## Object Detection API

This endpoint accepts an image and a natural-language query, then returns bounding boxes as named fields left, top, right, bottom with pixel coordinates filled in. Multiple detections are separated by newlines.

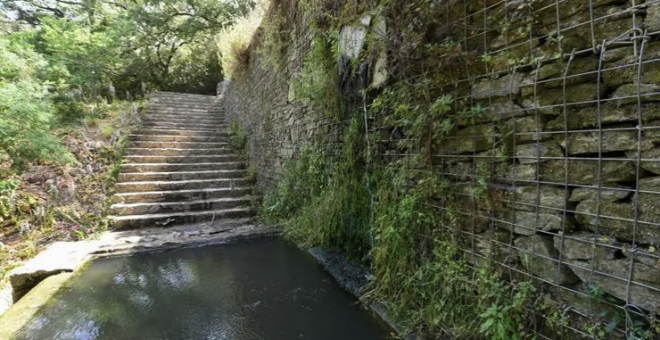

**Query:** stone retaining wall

left=223, top=0, right=660, bottom=336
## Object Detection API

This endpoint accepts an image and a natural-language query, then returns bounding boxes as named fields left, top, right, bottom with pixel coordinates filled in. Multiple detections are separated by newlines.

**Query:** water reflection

left=13, top=239, right=388, bottom=340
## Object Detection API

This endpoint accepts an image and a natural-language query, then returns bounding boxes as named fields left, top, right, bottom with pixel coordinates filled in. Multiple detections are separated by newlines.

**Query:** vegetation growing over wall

left=225, top=0, right=660, bottom=339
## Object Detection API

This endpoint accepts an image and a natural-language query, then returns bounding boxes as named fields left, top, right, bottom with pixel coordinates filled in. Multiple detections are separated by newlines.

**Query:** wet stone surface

left=9, top=238, right=389, bottom=340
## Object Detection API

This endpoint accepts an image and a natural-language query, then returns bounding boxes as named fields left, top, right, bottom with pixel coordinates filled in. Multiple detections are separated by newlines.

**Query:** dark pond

left=13, top=238, right=390, bottom=340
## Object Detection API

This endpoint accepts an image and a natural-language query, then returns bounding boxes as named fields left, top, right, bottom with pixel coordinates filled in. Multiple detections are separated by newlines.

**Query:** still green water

left=12, top=238, right=389, bottom=340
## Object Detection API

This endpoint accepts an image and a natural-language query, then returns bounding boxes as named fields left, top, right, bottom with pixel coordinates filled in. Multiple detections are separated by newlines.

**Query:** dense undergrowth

left=0, top=100, right=143, bottom=282
left=228, top=0, right=660, bottom=339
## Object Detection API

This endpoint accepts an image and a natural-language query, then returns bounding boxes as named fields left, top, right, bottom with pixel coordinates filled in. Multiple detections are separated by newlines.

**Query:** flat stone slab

left=9, top=241, right=100, bottom=302
left=0, top=273, right=72, bottom=340
left=2, top=220, right=282, bottom=320
left=94, top=220, right=282, bottom=256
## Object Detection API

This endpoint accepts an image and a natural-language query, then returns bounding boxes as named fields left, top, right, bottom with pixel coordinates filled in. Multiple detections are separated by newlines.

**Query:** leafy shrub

left=0, top=37, right=75, bottom=170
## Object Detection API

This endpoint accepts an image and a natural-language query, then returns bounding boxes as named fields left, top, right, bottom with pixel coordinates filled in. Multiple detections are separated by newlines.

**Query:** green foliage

left=0, top=36, right=75, bottom=170
left=263, top=117, right=372, bottom=256
left=228, top=120, right=248, bottom=152
left=477, top=275, right=537, bottom=340
left=294, top=34, right=341, bottom=119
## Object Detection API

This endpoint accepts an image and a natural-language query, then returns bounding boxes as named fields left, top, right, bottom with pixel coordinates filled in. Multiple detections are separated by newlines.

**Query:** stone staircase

left=109, top=92, right=254, bottom=230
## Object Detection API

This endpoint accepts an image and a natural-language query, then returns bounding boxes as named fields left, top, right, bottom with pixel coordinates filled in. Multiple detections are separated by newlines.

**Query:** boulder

left=514, top=234, right=580, bottom=285
left=515, top=141, right=563, bottom=164
left=553, top=232, right=618, bottom=260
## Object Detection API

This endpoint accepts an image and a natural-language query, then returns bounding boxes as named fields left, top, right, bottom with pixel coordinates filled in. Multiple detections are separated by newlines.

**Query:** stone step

left=123, top=155, right=238, bottom=164
left=143, top=122, right=228, bottom=130
left=140, top=125, right=227, bottom=134
left=151, top=91, right=216, bottom=99
left=125, top=148, right=233, bottom=156
left=147, top=108, right=219, bottom=115
left=121, top=162, right=243, bottom=173
left=116, top=187, right=252, bottom=203
left=139, top=128, right=227, bottom=137
left=127, top=141, right=229, bottom=149
left=115, top=177, right=252, bottom=192
left=150, top=97, right=217, bottom=104
left=129, top=134, right=228, bottom=143
left=119, top=169, right=247, bottom=182
left=150, top=95, right=216, bottom=101
left=111, top=196, right=253, bottom=215
left=148, top=105, right=218, bottom=111
left=143, top=115, right=225, bottom=124
left=110, top=207, right=254, bottom=230
left=144, top=115, right=225, bottom=124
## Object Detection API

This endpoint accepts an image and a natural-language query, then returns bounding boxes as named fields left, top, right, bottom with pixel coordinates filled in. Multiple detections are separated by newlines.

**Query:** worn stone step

left=127, top=141, right=229, bottom=149
left=143, top=121, right=228, bottom=130
left=140, top=125, right=227, bottom=134
left=116, top=187, right=252, bottom=203
left=151, top=91, right=216, bottom=99
left=147, top=108, right=218, bottom=115
left=144, top=114, right=225, bottom=123
left=129, top=134, right=228, bottom=143
left=110, top=207, right=254, bottom=230
left=139, top=128, right=227, bottom=137
left=126, top=148, right=232, bottom=156
left=115, top=177, right=251, bottom=192
left=148, top=105, right=218, bottom=111
left=119, top=169, right=247, bottom=182
left=150, top=97, right=216, bottom=104
left=124, top=155, right=238, bottom=164
left=121, top=162, right=243, bottom=173
left=144, top=115, right=225, bottom=124
left=140, top=127, right=226, bottom=135
left=151, top=95, right=216, bottom=102
left=111, top=196, right=253, bottom=215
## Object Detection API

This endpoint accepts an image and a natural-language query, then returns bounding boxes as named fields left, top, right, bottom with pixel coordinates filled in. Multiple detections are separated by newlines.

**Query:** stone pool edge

left=307, top=247, right=419, bottom=340
left=0, top=223, right=282, bottom=323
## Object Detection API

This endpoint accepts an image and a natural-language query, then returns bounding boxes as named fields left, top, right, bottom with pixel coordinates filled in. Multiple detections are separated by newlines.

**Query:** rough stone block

left=505, top=116, right=549, bottom=143
left=569, top=184, right=632, bottom=203
left=471, top=74, right=524, bottom=100
left=496, top=185, right=568, bottom=213
left=553, top=232, right=618, bottom=261
left=546, top=103, right=660, bottom=131
left=440, top=124, right=496, bottom=154
left=542, top=159, right=637, bottom=185
left=514, top=234, right=580, bottom=285
left=515, top=141, right=563, bottom=164
left=575, top=199, right=660, bottom=245
left=497, top=211, right=572, bottom=236
left=475, top=230, right=519, bottom=265
left=568, top=259, right=660, bottom=314
left=557, top=126, right=652, bottom=155
left=611, top=83, right=660, bottom=106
